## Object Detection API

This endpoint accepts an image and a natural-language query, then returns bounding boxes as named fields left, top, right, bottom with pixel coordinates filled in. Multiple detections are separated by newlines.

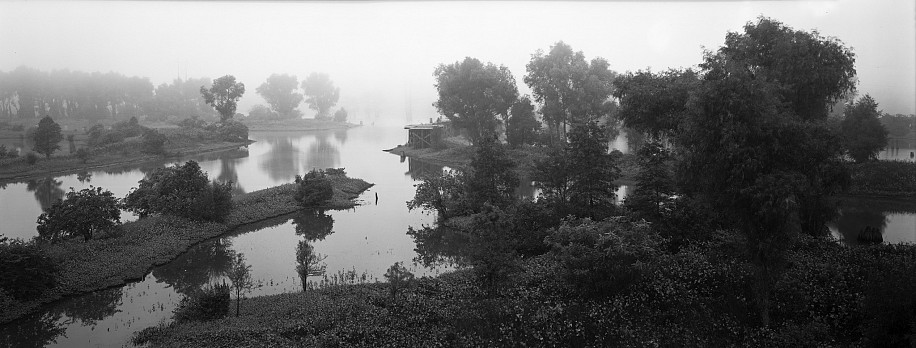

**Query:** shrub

left=206, top=119, right=249, bottom=142
left=0, top=144, right=18, bottom=159
left=384, top=262, right=415, bottom=299
left=0, top=238, right=59, bottom=300
left=140, top=128, right=167, bottom=155
left=294, top=170, right=334, bottom=207
left=177, top=117, right=207, bottom=129
left=75, top=147, right=91, bottom=163
left=173, top=282, right=231, bottom=323
left=37, top=186, right=122, bottom=242
left=333, top=108, right=348, bottom=123
left=123, top=161, right=233, bottom=222
left=25, top=152, right=38, bottom=165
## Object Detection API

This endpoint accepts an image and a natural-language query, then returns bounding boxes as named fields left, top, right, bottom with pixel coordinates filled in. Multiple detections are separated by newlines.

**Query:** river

left=0, top=126, right=914, bottom=347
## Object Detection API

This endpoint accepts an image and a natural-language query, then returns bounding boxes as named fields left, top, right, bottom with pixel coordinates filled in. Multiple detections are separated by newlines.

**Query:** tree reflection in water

left=333, top=128, right=348, bottom=145
left=0, top=312, right=66, bottom=347
left=76, top=171, right=92, bottom=184
left=152, top=238, right=235, bottom=295
left=292, top=209, right=335, bottom=241
left=305, top=133, right=339, bottom=171
left=26, top=177, right=65, bottom=211
left=407, top=225, right=470, bottom=268
left=215, top=148, right=248, bottom=195
left=260, top=137, right=301, bottom=182
left=406, top=157, right=444, bottom=181
left=55, top=287, right=123, bottom=326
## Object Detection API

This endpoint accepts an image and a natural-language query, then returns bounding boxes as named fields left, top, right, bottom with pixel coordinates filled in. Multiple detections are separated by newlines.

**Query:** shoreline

left=0, top=175, right=374, bottom=325
left=0, top=140, right=255, bottom=183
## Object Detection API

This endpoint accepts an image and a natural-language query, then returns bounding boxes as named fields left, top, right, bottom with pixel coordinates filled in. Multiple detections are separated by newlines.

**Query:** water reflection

left=26, top=177, right=65, bottom=211
left=829, top=198, right=916, bottom=245
left=306, top=133, right=340, bottom=171
left=292, top=209, right=335, bottom=241
left=333, top=128, right=348, bottom=145
left=408, top=225, right=468, bottom=268
left=260, top=137, right=301, bottom=182
left=215, top=148, right=249, bottom=195
left=406, top=157, right=443, bottom=180
left=152, top=239, right=235, bottom=295
left=0, top=312, right=66, bottom=347
left=75, top=172, right=91, bottom=184
left=56, top=287, right=123, bottom=326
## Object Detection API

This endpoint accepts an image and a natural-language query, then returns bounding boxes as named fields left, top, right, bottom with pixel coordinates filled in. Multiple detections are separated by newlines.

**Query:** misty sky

left=2, top=1, right=914, bottom=123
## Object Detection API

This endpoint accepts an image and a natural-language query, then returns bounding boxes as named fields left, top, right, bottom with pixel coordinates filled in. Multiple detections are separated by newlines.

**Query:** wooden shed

left=404, top=124, right=444, bottom=148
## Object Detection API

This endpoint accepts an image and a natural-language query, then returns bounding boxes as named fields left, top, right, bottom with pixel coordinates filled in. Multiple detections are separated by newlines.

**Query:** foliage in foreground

left=37, top=186, right=121, bottom=242
left=172, top=282, right=231, bottom=323
left=0, top=237, right=59, bottom=301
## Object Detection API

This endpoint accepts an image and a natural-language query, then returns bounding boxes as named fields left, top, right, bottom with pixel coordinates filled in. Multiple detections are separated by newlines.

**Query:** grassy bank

left=846, top=160, right=916, bottom=199
left=0, top=175, right=373, bottom=324
left=0, top=140, right=252, bottom=182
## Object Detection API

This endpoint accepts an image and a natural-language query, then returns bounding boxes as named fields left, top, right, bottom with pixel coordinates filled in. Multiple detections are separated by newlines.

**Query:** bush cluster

left=0, top=238, right=59, bottom=301
left=294, top=169, right=334, bottom=207
left=0, top=144, right=18, bottom=159
left=205, top=119, right=249, bottom=142
left=173, top=282, right=231, bottom=323
left=123, top=161, right=233, bottom=222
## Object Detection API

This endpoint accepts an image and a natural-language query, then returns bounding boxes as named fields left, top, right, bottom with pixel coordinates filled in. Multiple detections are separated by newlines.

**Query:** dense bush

left=206, top=119, right=249, bottom=142
left=140, top=128, right=167, bottom=155
left=0, top=144, right=18, bottom=159
left=173, top=282, right=231, bottom=323
left=294, top=169, right=334, bottom=207
left=0, top=238, right=59, bottom=301
left=25, top=152, right=38, bottom=165
left=37, top=186, right=122, bottom=242
left=75, top=147, right=91, bottom=163
left=177, top=117, right=207, bottom=129
left=123, top=161, right=233, bottom=222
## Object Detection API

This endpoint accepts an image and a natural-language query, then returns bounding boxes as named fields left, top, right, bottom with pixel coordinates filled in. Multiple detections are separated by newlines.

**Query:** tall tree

left=227, top=252, right=253, bottom=317
left=32, top=116, right=62, bottom=158
left=613, top=69, right=699, bottom=139
left=676, top=17, right=856, bottom=326
left=200, top=75, right=245, bottom=122
left=506, top=96, right=541, bottom=147
left=624, top=141, right=675, bottom=221
left=433, top=57, right=519, bottom=144
left=524, top=42, right=617, bottom=143
left=256, top=74, right=303, bottom=119
left=841, top=95, right=889, bottom=163
left=301, top=73, right=339, bottom=120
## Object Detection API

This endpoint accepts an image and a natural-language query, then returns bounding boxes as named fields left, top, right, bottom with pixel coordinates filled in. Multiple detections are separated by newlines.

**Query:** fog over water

left=1, top=0, right=914, bottom=121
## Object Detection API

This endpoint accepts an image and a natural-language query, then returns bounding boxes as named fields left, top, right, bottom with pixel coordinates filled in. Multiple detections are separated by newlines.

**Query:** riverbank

left=241, top=119, right=356, bottom=132
left=844, top=160, right=916, bottom=200
left=0, top=175, right=373, bottom=324
left=0, top=140, right=253, bottom=183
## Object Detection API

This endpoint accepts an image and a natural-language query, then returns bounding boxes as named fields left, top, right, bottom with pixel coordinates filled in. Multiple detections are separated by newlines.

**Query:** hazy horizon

left=2, top=1, right=914, bottom=123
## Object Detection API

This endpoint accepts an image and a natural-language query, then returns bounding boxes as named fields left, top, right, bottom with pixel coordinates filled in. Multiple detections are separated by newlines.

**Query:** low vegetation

left=846, top=160, right=916, bottom=198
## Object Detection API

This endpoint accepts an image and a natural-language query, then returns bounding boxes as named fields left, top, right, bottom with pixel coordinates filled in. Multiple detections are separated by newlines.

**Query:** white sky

left=1, top=0, right=914, bottom=120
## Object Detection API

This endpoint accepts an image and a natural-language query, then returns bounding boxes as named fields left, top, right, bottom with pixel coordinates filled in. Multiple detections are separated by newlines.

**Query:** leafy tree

left=301, top=73, right=339, bottom=120
left=464, top=137, right=519, bottom=210
left=36, top=186, right=121, bottom=242
left=383, top=262, right=415, bottom=299
left=172, top=283, right=230, bottom=322
left=227, top=252, right=253, bottom=317
left=841, top=95, right=889, bottom=163
left=676, top=17, right=856, bottom=326
left=534, top=122, right=620, bottom=219
left=506, top=96, right=541, bottom=147
left=200, top=75, right=246, bottom=122
left=32, top=116, right=62, bottom=158
left=524, top=42, right=617, bottom=143
left=614, top=69, right=700, bottom=139
left=625, top=141, right=675, bottom=221
left=294, top=170, right=334, bottom=207
left=407, top=170, right=466, bottom=218
left=332, top=108, right=348, bottom=123
left=433, top=57, right=519, bottom=144
left=247, top=104, right=277, bottom=120
left=123, top=161, right=233, bottom=222
left=75, top=148, right=90, bottom=163
left=140, top=128, right=167, bottom=155
left=295, top=240, right=326, bottom=291
left=256, top=74, right=303, bottom=119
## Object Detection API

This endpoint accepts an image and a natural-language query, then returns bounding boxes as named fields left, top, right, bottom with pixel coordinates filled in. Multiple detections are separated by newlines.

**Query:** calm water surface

left=0, top=126, right=914, bottom=347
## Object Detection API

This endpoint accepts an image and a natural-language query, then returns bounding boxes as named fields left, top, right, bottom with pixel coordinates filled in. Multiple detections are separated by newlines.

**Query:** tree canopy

left=524, top=42, right=617, bottom=142
left=256, top=74, right=303, bottom=119
left=301, top=73, right=339, bottom=120
left=37, top=186, right=121, bottom=242
left=507, top=96, right=541, bottom=147
left=200, top=75, right=246, bottom=122
left=841, top=95, right=889, bottom=163
left=32, top=116, right=62, bottom=158
left=433, top=57, right=518, bottom=144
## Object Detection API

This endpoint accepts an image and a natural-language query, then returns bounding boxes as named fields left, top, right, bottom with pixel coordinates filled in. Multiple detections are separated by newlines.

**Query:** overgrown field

left=847, top=160, right=916, bottom=198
